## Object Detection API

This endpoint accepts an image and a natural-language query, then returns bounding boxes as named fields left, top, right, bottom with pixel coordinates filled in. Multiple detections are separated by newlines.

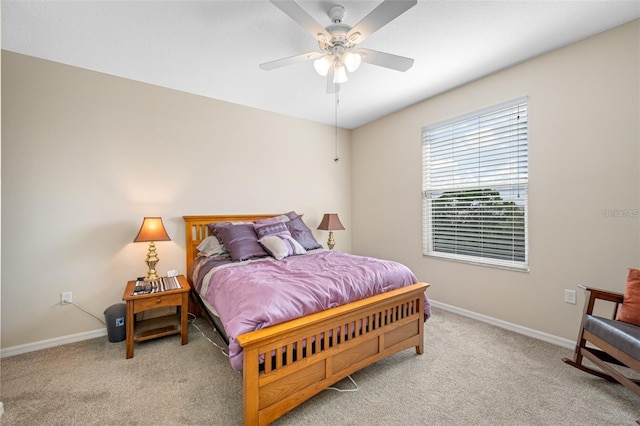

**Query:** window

left=422, top=97, right=528, bottom=271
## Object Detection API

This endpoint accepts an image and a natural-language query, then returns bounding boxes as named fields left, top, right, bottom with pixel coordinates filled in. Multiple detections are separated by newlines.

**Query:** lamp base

left=143, top=271, right=160, bottom=282
left=143, top=242, right=160, bottom=282
left=327, top=231, right=336, bottom=250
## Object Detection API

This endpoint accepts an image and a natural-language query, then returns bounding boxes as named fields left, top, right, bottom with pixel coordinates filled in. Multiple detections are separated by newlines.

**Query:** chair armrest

left=578, top=284, right=624, bottom=303
left=578, top=284, right=624, bottom=318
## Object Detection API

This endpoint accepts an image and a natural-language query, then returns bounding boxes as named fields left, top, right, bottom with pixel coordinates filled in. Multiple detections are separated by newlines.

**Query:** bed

left=184, top=214, right=430, bottom=425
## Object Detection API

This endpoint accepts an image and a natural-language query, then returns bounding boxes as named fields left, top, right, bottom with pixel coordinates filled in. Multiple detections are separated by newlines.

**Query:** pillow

left=210, top=222, right=269, bottom=262
left=196, top=236, right=228, bottom=257
left=253, top=217, right=291, bottom=239
left=282, top=211, right=298, bottom=221
left=273, top=213, right=292, bottom=222
left=286, top=215, right=322, bottom=250
left=208, top=222, right=226, bottom=242
left=258, top=235, right=307, bottom=260
left=207, top=221, right=251, bottom=242
left=617, top=268, right=640, bottom=326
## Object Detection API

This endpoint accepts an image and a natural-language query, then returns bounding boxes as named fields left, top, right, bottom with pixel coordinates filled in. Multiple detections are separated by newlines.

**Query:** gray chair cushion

left=584, top=315, right=640, bottom=361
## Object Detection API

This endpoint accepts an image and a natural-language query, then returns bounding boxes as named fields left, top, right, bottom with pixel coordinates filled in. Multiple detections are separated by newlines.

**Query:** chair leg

left=562, top=356, right=618, bottom=383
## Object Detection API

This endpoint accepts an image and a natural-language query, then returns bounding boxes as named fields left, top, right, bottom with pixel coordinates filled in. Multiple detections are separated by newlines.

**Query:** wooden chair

left=562, top=285, right=640, bottom=424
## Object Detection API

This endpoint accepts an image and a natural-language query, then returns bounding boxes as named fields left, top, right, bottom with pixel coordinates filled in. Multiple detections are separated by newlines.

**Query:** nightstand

left=122, top=275, right=190, bottom=359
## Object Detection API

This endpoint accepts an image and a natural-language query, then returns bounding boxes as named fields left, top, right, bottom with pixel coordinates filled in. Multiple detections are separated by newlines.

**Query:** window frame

left=421, top=97, right=529, bottom=272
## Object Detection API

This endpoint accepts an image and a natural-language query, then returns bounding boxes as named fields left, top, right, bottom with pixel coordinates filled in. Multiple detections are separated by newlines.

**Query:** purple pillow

left=286, top=215, right=322, bottom=250
left=283, top=211, right=298, bottom=220
left=207, top=222, right=229, bottom=242
left=253, top=217, right=291, bottom=239
left=210, top=223, right=268, bottom=262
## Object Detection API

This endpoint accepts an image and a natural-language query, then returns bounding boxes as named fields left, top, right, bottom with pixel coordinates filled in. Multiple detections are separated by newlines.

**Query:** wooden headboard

left=183, top=214, right=279, bottom=276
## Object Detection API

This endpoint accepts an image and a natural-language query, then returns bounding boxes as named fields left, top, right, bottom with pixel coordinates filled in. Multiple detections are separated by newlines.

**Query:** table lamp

left=133, top=217, right=171, bottom=281
left=317, top=213, right=345, bottom=250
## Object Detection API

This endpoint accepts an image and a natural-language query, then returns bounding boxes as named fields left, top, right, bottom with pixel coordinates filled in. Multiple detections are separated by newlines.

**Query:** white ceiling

left=3, top=1, right=639, bottom=129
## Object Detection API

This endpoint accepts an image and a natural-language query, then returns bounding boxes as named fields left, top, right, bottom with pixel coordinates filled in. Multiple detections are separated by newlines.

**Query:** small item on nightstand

left=133, top=282, right=152, bottom=295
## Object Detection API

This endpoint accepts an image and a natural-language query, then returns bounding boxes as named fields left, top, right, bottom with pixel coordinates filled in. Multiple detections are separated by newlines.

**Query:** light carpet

left=1, top=307, right=638, bottom=425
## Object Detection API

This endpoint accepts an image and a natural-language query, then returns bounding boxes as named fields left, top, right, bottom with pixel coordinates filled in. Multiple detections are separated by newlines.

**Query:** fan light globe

left=333, top=65, right=348, bottom=84
left=343, top=52, right=362, bottom=72
left=314, top=56, right=331, bottom=76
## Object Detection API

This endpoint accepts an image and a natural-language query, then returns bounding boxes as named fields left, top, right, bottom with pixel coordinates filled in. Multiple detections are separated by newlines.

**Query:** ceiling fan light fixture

left=343, top=52, right=362, bottom=73
left=314, top=55, right=332, bottom=76
left=333, top=65, right=348, bottom=84
left=261, top=0, right=417, bottom=93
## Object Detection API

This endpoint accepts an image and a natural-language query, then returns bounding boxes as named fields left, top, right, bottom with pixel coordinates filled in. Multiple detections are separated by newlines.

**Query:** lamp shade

left=314, top=55, right=332, bottom=76
left=317, top=214, right=345, bottom=231
left=333, top=65, right=348, bottom=84
left=343, top=52, right=361, bottom=72
left=133, top=217, right=171, bottom=242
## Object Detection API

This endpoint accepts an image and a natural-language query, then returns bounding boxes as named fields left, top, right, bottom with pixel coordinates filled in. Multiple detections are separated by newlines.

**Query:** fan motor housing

left=328, top=5, right=345, bottom=24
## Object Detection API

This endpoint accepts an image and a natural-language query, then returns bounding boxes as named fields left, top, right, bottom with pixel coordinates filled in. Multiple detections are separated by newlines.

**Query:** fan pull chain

left=334, top=89, right=340, bottom=162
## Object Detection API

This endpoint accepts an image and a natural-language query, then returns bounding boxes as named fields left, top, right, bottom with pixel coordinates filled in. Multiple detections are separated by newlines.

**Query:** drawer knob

left=156, top=298, right=162, bottom=304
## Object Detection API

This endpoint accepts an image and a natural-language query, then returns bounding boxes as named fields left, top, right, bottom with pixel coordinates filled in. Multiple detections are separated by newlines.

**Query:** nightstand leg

left=181, top=292, right=188, bottom=345
left=126, top=301, right=134, bottom=358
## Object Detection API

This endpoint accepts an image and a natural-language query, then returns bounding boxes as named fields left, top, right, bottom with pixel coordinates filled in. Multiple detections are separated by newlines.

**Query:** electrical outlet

left=61, top=292, right=72, bottom=305
left=564, top=289, right=576, bottom=305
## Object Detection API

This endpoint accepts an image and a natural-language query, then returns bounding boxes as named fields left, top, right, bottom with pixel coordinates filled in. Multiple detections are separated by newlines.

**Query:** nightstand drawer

left=133, top=293, right=183, bottom=313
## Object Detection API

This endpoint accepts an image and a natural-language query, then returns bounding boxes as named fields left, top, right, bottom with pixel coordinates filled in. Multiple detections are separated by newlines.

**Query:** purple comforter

left=201, top=250, right=431, bottom=371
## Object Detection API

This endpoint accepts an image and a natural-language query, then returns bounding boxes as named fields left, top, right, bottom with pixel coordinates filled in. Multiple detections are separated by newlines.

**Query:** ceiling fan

left=259, top=0, right=417, bottom=93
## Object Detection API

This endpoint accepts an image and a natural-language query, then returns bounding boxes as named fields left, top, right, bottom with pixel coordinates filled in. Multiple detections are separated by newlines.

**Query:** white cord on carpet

left=326, top=375, right=359, bottom=392
left=188, top=313, right=229, bottom=358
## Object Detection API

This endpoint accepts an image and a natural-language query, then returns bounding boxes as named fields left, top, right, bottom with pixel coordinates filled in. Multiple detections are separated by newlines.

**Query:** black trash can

left=104, top=303, right=126, bottom=343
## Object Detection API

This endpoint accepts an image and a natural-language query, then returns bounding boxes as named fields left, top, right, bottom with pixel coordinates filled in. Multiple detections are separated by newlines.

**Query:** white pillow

left=258, top=235, right=306, bottom=260
left=196, top=236, right=227, bottom=257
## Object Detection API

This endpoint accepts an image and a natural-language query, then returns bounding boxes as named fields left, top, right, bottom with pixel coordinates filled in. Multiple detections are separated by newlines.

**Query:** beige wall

left=2, top=19, right=639, bottom=353
left=1, top=51, right=351, bottom=349
left=352, top=20, right=640, bottom=342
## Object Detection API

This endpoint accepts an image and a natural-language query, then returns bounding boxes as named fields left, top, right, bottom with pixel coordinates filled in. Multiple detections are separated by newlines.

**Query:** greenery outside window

left=422, top=97, right=529, bottom=271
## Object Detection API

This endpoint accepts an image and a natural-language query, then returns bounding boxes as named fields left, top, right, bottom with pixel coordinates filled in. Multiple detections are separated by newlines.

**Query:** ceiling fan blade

left=270, top=0, right=330, bottom=41
left=347, top=0, right=417, bottom=44
left=357, top=48, right=414, bottom=72
left=259, top=51, right=321, bottom=71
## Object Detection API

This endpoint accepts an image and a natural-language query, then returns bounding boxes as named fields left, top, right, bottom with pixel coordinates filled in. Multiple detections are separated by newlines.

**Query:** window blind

left=422, top=97, right=529, bottom=271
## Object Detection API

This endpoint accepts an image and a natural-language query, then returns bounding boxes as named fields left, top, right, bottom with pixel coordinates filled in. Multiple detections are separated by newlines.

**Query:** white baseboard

left=1, top=328, right=107, bottom=358
left=1, top=302, right=575, bottom=358
left=430, top=300, right=575, bottom=350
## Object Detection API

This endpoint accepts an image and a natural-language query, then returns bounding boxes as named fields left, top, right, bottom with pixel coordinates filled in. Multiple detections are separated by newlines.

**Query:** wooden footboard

left=183, top=215, right=429, bottom=425
left=237, top=281, right=428, bottom=425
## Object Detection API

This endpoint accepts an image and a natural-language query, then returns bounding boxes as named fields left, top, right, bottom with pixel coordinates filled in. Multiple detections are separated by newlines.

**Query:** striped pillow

left=253, top=217, right=290, bottom=239
left=258, top=235, right=307, bottom=260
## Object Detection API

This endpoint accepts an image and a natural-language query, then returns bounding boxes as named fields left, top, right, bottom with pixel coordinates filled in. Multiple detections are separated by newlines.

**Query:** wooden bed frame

left=184, top=215, right=430, bottom=426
